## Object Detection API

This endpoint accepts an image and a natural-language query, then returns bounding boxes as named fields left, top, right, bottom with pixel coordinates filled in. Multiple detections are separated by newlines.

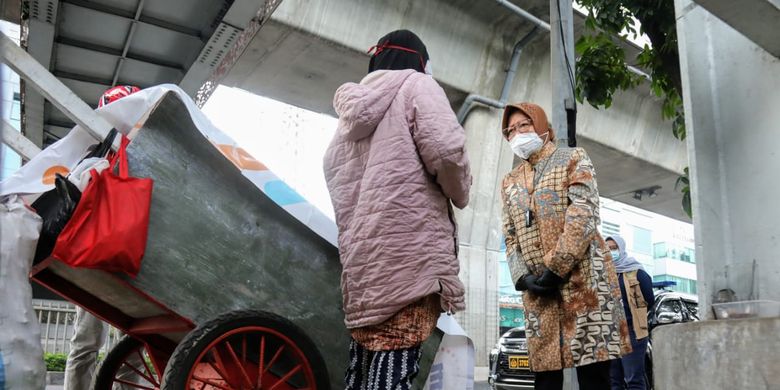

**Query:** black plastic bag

left=32, top=174, right=82, bottom=263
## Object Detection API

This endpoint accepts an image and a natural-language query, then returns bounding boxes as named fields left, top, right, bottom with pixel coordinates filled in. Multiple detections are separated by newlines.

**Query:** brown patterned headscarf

left=501, top=102, right=555, bottom=142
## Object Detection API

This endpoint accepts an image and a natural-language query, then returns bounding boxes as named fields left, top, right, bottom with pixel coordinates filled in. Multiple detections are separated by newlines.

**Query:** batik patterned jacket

left=500, top=142, right=631, bottom=372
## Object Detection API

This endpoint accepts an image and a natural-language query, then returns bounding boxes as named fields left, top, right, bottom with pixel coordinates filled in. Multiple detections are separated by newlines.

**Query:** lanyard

left=521, top=151, right=553, bottom=227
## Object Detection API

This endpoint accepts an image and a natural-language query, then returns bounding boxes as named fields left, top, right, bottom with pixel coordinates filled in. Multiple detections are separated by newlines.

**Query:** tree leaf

left=682, top=190, right=693, bottom=218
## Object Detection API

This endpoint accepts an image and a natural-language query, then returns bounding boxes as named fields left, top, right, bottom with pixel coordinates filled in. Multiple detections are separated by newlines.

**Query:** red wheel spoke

left=120, top=360, right=158, bottom=386
left=268, top=364, right=303, bottom=390
left=224, top=340, right=253, bottom=387
left=256, top=336, right=266, bottom=388
left=206, top=359, right=232, bottom=386
left=185, top=325, right=316, bottom=390
left=136, top=349, right=159, bottom=385
left=191, top=374, right=233, bottom=390
left=242, top=335, right=247, bottom=364
left=262, top=345, right=286, bottom=375
left=112, top=377, right=156, bottom=390
left=209, top=349, right=233, bottom=385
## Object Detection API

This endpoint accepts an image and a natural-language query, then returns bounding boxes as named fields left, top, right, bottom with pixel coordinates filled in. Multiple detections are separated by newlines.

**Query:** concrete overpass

left=219, top=0, right=689, bottom=364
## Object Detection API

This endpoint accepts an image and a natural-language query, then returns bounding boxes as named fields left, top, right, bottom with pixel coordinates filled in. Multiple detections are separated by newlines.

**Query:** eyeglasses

left=502, top=121, right=534, bottom=138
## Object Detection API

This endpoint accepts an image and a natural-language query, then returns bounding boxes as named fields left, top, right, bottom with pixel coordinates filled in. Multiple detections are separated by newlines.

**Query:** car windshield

left=502, top=329, right=525, bottom=339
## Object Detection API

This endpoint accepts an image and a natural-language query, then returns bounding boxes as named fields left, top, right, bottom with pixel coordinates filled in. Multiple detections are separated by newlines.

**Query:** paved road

left=475, top=380, right=492, bottom=390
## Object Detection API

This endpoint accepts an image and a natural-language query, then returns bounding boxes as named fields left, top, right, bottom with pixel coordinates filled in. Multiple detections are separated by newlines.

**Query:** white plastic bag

left=67, top=157, right=110, bottom=191
left=424, top=314, right=475, bottom=390
left=0, top=195, right=46, bottom=390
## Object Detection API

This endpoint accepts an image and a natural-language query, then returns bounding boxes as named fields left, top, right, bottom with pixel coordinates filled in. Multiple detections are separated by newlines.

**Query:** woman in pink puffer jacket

left=323, top=30, right=472, bottom=390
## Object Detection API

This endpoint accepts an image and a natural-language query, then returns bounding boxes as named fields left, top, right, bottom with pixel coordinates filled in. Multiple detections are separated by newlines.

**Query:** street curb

left=46, top=371, right=64, bottom=385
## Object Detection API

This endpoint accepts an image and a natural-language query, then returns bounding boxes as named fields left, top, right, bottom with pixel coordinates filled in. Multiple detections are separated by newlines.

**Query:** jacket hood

left=333, top=69, right=418, bottom=141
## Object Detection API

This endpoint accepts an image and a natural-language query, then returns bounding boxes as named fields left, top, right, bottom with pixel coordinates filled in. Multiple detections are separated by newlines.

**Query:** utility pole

left=550, top=0, right=577, bottom=147
left=551, top=5, right=579, bottom=388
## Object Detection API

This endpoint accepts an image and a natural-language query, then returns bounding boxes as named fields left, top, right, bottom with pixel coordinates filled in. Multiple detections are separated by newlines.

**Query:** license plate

left=508, top=355, right=529, bottom=369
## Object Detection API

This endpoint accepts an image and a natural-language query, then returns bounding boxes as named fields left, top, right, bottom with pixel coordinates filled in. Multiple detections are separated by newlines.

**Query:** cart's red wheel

left=93, top=336, right=162, bottom=389
left=186, top=326, right=316, bottom=389
left=162, top=311, right=328, bottom=390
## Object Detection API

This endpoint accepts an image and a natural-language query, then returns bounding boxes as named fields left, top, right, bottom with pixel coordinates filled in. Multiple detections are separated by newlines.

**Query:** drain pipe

left=458, top=1, right=652, bottom=125
left=456, top=27, right=540, bottom=124
left=494, top=0, right=551, bottom=30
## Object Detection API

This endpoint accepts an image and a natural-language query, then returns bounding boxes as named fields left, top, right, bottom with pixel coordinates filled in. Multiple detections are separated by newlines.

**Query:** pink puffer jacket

left=324, top=69, right=472, bottom=328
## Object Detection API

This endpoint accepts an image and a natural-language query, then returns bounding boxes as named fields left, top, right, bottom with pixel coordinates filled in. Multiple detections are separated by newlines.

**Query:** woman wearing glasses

left=499, top=102, right=630, bottom=390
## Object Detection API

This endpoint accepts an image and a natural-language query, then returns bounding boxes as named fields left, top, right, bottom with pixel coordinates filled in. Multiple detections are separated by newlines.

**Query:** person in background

left=323, top=29, right=471, bottom=390
left=64, top=85, right=140, bottom=390
left=499, top=102, right=630, bottom=390
left=606, top=235, right=655, bottom=390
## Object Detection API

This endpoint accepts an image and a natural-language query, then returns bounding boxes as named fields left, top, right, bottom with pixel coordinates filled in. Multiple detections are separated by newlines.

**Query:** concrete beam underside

left=693, top=0, right=780, bottom=58
left=224, top=15, right=689, bottom=219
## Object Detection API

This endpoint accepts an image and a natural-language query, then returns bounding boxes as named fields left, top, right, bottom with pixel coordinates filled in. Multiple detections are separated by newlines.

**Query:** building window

left=654, top=274, right=697, bottom=294
left=654, top=242, right=667, bottom=259
left=632, top=226, right=652, bottom=255
left=602, top=221, right=620, bottom=238
left=653, top=242, right=696, bottom=264
left=10, top=100, right=21, bottom=121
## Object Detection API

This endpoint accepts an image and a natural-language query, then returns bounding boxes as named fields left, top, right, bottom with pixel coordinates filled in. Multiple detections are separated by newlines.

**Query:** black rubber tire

left=92, top=335, right=159, bottom=390
left=161, top=310, right=329, bottom=390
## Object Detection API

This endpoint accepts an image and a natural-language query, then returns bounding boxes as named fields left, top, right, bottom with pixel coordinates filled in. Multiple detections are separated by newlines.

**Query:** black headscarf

left=368, top=29, right=430, bottom=74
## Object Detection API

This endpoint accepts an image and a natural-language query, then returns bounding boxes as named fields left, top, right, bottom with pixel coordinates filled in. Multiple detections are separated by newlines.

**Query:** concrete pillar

left=455, top=106, right=515, bottom=366
left=652, top=2, right=780, bottom=388
left=675, top=0, right=780, bottom=315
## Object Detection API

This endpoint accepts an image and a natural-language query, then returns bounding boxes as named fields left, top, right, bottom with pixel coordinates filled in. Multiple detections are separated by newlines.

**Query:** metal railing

left=33, top=299, right=120, bottom=355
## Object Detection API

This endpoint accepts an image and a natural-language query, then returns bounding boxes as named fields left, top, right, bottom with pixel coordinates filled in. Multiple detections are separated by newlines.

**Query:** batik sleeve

left=501, top=178, right=528, bottom=285
left=548, top=148, right=600, bottom=277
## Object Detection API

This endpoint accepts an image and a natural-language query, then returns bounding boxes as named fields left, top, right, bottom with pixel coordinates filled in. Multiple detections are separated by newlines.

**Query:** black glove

left=516, top=274, right=558, bottom=297
left=536, top=268, right=566, bottom=288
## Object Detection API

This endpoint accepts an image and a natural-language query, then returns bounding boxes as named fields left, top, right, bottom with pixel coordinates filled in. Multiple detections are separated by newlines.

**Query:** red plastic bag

left=52, top=136, right=153, bottom=277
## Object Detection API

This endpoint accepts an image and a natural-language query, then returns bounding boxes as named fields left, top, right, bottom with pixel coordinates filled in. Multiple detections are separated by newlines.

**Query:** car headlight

left=518, top=339, right=528, bottom=352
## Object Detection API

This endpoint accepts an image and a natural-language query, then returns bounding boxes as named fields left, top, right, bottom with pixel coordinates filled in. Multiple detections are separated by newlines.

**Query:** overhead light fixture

left=631, top=185, right=662, bottom=201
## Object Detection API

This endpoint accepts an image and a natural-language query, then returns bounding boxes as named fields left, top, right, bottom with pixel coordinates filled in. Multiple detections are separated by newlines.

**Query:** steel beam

left=62, top=0, right=203, bottom=39
left=2, top=119, right=42, bottom=160
left=56, top=36, right=184, bottom=71
left=1, top=32, right=112, bottom=141
left=22, top=18, right=56, bottom=148
left=112, top=0, right=146, bottom=86
left=180, top=0, right=284, bottom=103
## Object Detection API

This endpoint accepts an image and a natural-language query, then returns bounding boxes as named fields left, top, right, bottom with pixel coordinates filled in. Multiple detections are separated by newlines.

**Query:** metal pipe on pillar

left=456, top=27, right=540, bottom=124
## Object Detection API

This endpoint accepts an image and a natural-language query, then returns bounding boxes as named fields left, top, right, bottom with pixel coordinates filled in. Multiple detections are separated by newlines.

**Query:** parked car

left=488, top=327, right=533, bottom=390
left=645, top=284, right=699, bottom=389
left=488, top=284, right=698, bottom=390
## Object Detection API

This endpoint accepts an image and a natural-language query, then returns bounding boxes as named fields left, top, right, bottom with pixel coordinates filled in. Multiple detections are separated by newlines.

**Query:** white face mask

left=424, top=60, right=433, bottom=76
left=509, top=132, right=544, bottom=160
left=610, top=250, right=621, bottom=260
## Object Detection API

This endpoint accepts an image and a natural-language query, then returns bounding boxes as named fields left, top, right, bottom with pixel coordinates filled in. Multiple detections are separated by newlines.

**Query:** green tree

left=574, top=0, right=692, bottom=217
